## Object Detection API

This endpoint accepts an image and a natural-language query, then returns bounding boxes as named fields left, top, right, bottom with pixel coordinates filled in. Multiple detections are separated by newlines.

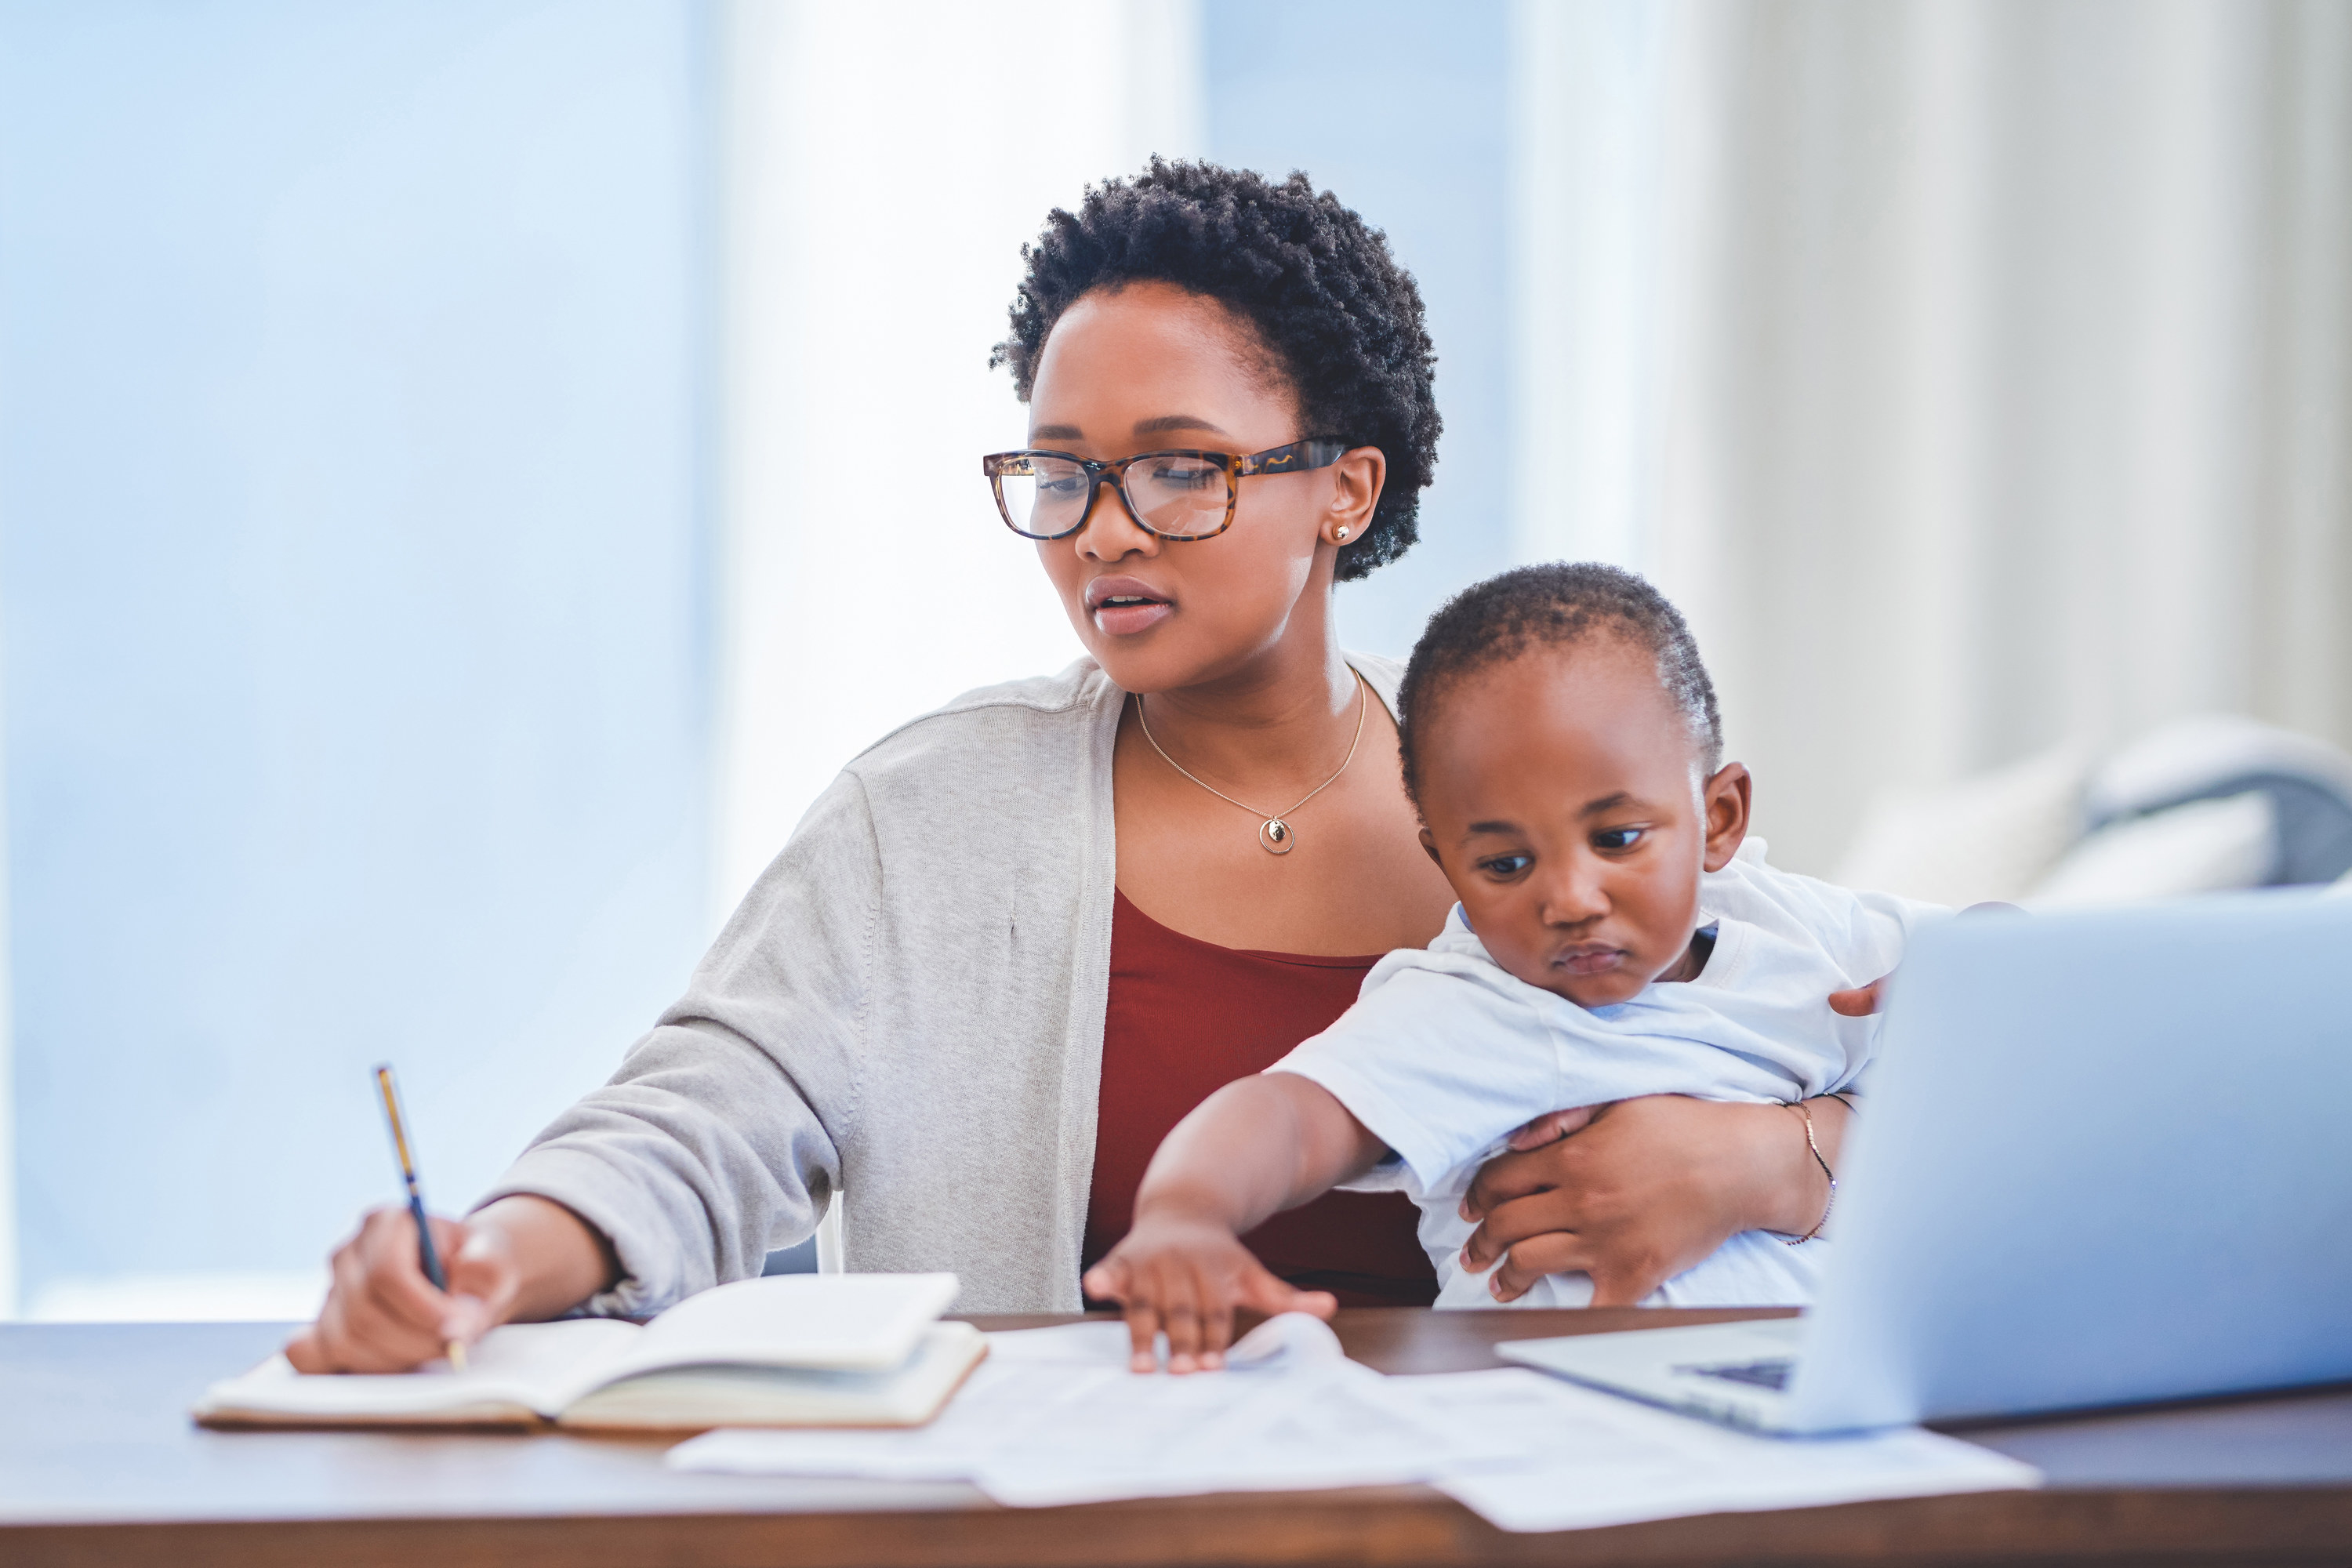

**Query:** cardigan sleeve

left=479, top=768, right=880, bottom=1319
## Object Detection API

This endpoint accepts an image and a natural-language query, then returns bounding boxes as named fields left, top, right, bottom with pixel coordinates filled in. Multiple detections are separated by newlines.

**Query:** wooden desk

left=5, top=1308, right=2351, bottom=1566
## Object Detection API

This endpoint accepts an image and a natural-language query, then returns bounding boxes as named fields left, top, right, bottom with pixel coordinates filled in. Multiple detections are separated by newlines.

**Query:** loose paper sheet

left=667, top=1315, right=2038, bottom=1530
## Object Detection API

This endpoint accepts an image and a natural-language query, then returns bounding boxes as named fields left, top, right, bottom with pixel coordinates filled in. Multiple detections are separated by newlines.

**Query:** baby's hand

left=1828, top=977, right=1888, bottom=1016
left=1829, top=902, right=2025, bottom=1016
left=1082, top=1214, right=1335, bottom=1374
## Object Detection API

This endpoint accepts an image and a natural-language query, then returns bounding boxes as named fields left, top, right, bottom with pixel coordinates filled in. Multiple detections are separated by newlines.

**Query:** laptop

left=1497, top=888, right=2352, bottom=1435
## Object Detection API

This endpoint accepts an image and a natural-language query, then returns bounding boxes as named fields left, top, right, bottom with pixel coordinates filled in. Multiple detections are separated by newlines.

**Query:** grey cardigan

left=486, top=652, right=1407, bottom=1316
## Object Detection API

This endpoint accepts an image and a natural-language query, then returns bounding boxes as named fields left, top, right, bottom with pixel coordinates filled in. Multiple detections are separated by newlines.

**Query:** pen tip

left=447, top=1340, right=468, bottom=1374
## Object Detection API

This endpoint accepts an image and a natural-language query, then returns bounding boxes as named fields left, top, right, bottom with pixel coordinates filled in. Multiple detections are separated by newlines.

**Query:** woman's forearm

left=1741, top=1095, right=1851, bottom=1236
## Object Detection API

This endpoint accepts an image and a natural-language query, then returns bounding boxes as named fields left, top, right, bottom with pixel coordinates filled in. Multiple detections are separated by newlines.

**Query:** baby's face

left=1414, top=638, right=1750, bottom=1009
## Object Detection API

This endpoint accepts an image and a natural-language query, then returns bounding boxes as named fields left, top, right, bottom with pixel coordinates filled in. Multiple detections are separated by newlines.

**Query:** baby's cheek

left=1482, top=931, right=1560, bottom=993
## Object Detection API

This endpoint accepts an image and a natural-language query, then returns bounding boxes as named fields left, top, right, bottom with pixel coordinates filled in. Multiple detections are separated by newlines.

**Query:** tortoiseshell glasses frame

left=980, top=437, right=1351, bottom=542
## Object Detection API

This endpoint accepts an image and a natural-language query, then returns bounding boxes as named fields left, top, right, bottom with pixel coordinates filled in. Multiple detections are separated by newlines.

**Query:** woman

left=291, top=162, right=1850, bottom=1372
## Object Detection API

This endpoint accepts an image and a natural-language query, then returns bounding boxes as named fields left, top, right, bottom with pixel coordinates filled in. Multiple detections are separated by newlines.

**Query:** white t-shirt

left=1269, top=840, right=1942, bottom=1308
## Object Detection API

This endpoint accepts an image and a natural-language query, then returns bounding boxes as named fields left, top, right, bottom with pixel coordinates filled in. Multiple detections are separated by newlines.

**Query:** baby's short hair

left=1397, top=561, right=1724, bottom=808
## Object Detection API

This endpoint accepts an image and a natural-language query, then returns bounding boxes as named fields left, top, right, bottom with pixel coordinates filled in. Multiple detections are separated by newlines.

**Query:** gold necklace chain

left=1135, top=670, right=1370, bottom=855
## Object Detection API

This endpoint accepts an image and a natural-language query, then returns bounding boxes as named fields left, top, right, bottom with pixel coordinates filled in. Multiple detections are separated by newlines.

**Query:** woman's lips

left=1552, top=945, right=1629, bottom=976
left=1087, top=583, right=1174, bottom=636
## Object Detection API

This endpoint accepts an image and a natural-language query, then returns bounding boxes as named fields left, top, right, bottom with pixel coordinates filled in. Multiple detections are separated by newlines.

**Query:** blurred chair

left=1835, top=715, right=2352, bottom=907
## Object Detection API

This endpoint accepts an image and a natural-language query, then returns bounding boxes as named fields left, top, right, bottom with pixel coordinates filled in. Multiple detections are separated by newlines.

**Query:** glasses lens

left=996, top=455, right=1090, bottom=537
left=1123, top=453, right=1232, bottom=539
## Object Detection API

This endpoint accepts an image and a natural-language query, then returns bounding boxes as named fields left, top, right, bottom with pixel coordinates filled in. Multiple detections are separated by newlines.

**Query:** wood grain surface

left=5, top=1308, right=2349, bottom=1568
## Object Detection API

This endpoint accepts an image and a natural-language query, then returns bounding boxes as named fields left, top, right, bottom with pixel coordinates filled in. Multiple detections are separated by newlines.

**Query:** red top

left=1082, top=889, right=1439, bottom=1308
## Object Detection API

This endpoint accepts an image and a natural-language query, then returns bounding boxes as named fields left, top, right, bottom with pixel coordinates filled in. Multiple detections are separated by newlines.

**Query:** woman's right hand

left=285, top=1193, right=617, bottom=1373
left=285, top=1205, right=520, bottom=1373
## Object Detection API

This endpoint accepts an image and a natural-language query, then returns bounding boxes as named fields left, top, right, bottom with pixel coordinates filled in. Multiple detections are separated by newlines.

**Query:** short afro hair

left=1397, top=562, right=1724, bottom=808
left=992, top=159, right=1439, bottom=582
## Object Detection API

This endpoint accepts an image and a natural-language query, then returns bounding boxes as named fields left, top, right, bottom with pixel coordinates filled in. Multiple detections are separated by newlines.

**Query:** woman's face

left=1023, top=281, right=1383, bottom=695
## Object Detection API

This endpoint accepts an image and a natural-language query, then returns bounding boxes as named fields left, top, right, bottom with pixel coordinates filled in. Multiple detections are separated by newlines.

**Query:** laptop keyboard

left=1676, top=1357, right=1795, bottom=1392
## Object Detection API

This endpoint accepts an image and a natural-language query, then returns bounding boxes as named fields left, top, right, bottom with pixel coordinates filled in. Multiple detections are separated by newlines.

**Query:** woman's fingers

left=1460, top=1124, right=1579, bottom=1222
left=1464, top=1097, right=1789, bottom=1305
left=1461, top=1180, right=1586, bottom=1272
left=1481, top=1230, right=1593, bottom=1302
left=1483, top=1230, right=1667, bottom=1305
left=287, top=1205, right=470, bottom=1373
left=1504, top=1105, right=1598, bottom=1152
left=441, top=1219, right=520, bottom=1345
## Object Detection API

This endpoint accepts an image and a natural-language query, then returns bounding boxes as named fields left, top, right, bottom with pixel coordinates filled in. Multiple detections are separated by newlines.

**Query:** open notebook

left=194, top=1272, right=984, bottom=1432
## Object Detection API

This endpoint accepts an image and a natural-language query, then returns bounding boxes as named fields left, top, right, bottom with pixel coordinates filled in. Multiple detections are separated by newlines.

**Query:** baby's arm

left=1081, top=1073, right=1388, bottom=1374
left=1828, top=900, right=2026, bottom=1016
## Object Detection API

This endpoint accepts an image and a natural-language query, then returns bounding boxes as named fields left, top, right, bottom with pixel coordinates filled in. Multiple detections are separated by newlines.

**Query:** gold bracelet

left=1782, top=1100, right=1836, bottom=1244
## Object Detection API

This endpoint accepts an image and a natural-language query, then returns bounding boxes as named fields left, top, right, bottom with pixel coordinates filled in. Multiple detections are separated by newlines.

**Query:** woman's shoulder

left=1347, top=649, right=1405, bottom=707
left=840, top=658, right=1122, bottom=793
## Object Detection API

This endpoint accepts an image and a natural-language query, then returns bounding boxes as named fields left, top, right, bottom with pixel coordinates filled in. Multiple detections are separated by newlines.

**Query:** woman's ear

left=1699, top=762, right=1751, bottom=873
left=1326, top=445, right=1386, bottom=547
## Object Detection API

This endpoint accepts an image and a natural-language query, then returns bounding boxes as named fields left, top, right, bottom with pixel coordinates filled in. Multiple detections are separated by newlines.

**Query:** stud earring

left=1334, top=526, right=1351, bottom=542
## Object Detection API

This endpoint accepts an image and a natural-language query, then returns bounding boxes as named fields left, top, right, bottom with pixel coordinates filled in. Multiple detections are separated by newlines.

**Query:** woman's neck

left=1133, top=632, right=1367, bottom=797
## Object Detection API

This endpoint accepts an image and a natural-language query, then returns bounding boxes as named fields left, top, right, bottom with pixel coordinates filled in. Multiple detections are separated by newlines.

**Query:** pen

left=373, top=1064, right=468, bottom=1374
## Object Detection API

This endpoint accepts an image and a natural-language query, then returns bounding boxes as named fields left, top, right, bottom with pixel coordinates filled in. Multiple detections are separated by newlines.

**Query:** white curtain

left=716, top=0, right=1204, bottom=916
left=1515, top=0, right=2352, bottom=874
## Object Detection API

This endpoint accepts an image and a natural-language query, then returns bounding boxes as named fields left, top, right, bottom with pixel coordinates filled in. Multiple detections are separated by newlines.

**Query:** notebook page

left=196, top=1317, right=643, bottom=1421
left=590, top=1273, right=959, bottom=1385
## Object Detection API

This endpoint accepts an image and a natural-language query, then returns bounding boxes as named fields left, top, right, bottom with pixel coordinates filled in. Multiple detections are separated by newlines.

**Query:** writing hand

left=1082, top=1214, right=1334, bottom=1375
left=286, top=1204, right=520, bottom=1374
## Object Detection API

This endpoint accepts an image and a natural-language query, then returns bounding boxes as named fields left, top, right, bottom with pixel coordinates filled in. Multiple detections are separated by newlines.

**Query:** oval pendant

left=1260, top=818, right=1295, bottom=855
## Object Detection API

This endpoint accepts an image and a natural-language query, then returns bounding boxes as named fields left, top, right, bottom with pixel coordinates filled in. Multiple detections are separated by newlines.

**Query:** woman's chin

left=1083, top=626, right=1208, bottom=694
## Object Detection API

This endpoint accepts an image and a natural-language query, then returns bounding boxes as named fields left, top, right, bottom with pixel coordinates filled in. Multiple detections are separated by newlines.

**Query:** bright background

left=1, top=0, right=2346, bottom=1318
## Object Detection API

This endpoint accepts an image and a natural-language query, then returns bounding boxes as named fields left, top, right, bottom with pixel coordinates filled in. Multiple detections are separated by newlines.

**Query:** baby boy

left=1083, top=562, right=1940, bottom=1370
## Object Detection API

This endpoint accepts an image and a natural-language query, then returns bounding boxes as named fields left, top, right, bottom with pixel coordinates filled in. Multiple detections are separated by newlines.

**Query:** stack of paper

left=670, top=1314, right=2038, bottom=1532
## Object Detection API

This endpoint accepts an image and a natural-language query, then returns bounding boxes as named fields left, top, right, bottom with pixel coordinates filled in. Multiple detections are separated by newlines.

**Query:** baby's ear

left=1418, top=826, right=1442, bottom=866
left=1700, top=762, right=1751, bottom=872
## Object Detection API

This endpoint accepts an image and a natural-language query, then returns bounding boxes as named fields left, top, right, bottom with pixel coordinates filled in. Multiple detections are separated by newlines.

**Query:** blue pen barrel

left=408, top=1185, right=448, bottom=1292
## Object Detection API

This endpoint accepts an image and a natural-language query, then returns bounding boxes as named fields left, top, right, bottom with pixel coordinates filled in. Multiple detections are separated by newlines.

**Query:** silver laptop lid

left=1789, top=889, right=2352, bottom=1432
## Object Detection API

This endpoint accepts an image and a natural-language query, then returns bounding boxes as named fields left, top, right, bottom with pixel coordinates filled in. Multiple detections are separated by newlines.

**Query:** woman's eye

left=1147, top=462, right=1219, bottom=491
left=1479, top=854, right=1533, bottom=877
left=1592, top=827, right=1645, bottom=852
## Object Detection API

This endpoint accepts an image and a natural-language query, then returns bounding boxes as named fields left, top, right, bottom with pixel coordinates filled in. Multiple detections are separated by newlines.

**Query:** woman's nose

left=1075, top=478, right=1160, bottom=563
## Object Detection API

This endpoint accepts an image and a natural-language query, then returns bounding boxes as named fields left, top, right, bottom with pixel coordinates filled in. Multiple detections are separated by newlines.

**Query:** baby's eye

left=1479, top=853, right=1534, bottom=878
left=1592, top=827, right=1646, bottom=852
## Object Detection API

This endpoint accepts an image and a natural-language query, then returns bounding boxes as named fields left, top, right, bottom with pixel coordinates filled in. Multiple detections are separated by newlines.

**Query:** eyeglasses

left=980, top=437, right=1348, bottom=542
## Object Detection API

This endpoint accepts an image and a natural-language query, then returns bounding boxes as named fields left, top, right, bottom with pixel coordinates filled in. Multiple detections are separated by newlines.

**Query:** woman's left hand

left=1461, top=1094, right=1845, bottom=1305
